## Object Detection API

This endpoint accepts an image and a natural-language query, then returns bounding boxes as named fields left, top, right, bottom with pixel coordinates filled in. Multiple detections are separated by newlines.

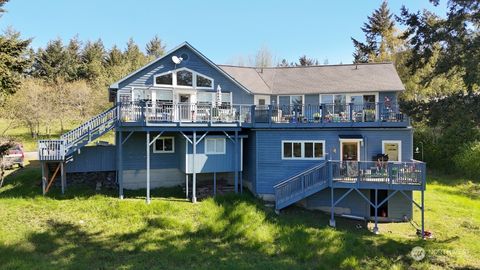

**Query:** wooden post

left=373, top=189, right=379, bottom=234
left=421, top=189, right=425, bottom=239
left=234, top=130, right=239, bottom=193
left=185, top=174, right=189, bottom=199
left=213, top=171, right=216, bottom=196
left=60, top=162, right=66, bottom=194
left=146, top=131, right=151, bottom=204
left=330, top=186, right=335, bottom=227
left=118, top=131, right=124, bottom=199
left=240, top=171, right=243, bottom=194
left=41, top=162, right=47, bottom=195
left=192, top=131, right=197, bottom=203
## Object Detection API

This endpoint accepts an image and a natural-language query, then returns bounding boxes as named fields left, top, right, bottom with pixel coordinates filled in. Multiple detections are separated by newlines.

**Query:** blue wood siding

left=185, top=136, right=244, bottom=173
left=253, top=128, right=413, bottom=195
left=120, top=131, right=185, bottom=189
left=243, top=131, right=257, bottom=194
left=118, top=45, right=253, bottom=104
left=66, top=146, right=116, bottom=173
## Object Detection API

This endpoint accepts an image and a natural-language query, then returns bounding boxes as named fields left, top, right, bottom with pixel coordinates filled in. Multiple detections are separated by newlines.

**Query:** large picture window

left=154, top=137, right=175, bottom=153
left=205, top=138, right=226, bottom=154
left=153, top=68, right=214, bottom=89
left=282, top=140, right=325, bottom=160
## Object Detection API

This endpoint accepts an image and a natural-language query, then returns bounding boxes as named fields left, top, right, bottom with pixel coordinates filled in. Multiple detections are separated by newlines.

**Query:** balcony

left=118, top=101, right=409, bottom=128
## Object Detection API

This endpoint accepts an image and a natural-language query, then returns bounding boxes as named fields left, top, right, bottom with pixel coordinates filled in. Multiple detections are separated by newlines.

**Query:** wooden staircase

left=37, top=106, right=117, bottom=194
left=38, top=106, right=117, bottom=161
left=274, top=162, right=330, bottom=211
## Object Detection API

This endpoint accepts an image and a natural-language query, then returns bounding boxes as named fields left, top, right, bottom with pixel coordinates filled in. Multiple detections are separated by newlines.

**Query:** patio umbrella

left=215, top=85, right=222, bottom=107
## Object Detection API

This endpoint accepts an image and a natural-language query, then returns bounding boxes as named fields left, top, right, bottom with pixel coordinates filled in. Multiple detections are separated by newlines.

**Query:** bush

left=453, top=141, right=480, bottom=180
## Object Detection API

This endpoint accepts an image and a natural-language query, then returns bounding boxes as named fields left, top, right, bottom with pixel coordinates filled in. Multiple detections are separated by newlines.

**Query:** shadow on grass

left=0, top=194, right=428, bottom=269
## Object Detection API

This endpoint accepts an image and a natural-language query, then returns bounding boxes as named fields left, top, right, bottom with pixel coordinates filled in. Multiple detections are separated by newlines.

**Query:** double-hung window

left=205, top=138, right=226, bottom=154
left=154, top=137, right=175, bottom=153
left=282, top=140, right=325, bottom=159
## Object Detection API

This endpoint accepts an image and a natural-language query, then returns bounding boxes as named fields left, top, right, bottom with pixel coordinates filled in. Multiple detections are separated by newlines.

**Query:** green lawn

left=0, top=161, right=479, bottom=269
left=0, top=119, right=115, bottom=151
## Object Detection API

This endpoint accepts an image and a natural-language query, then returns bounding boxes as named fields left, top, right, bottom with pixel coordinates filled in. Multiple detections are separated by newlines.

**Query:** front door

left=341, top=141, right=359, bottom=161
left=178, top=94, right=191, bottom=121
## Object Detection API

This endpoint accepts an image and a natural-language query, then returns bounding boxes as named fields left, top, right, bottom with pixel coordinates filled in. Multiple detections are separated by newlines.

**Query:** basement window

left=205, top=138, right=226, bottom=155
left=154, top=137, right=175, bottom=153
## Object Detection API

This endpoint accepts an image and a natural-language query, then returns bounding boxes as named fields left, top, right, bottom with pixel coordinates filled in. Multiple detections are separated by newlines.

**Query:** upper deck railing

left=118, top=101, right=409, bottom=127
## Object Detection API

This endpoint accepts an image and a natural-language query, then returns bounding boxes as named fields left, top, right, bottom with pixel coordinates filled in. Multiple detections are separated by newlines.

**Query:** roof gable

left=109, top=42, right=251, bottom=94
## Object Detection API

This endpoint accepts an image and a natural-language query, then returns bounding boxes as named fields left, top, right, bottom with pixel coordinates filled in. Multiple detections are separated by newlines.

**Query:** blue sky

left=1, top=0, right=446, bottom=65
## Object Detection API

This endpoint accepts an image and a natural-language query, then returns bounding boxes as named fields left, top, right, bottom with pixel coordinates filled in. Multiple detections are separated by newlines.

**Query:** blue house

left=38, top=42, right=426, bottom=235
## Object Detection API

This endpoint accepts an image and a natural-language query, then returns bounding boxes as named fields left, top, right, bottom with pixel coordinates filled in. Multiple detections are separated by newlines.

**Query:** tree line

left=0, top=0, right=166, bottom=137
left=351, top=0, right=479, bottom=176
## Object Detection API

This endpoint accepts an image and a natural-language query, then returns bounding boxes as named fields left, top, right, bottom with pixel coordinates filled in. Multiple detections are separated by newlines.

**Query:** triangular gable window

left=154, top=68, right=214, bottom=89
left=155, top=72, right=173, bottom=85
left=197, top=74, right=213, bottom=88
left=177, top=70, right=193, bottom=86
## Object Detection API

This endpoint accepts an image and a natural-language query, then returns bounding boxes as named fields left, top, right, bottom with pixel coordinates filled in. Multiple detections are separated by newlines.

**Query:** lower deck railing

left=274, top=160, right=426, bottom=210
left=330, top=160, right=426, bottom=187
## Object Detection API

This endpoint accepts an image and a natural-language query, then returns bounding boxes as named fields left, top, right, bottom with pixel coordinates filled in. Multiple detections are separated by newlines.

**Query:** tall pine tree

left=351, top=1, right=401, bottom=63
left=146, top=35, right=165, bottom=59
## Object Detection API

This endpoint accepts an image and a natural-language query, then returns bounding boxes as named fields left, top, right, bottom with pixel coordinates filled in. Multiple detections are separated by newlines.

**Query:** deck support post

left=373, top=189, right=379, bottom=234
left=421, top=189, right=425, bottom=239
left=146, top=131, right=151, bottom=204
left=192, top=131, right=197, bottom=203
left=185, top=174, right=189, bottom=199
left=329, top=187, right=335, bottom=227
left=60, top=162, right=66, bottom=194
left=213, top=171, right=216, bottom=196
left=118, top=131, right=124, bottom=199
left=240, top=171, right=243, bottom=194
left=41, top=162, right=47, bottom=195
left=234, top=130, right=239, bottom=194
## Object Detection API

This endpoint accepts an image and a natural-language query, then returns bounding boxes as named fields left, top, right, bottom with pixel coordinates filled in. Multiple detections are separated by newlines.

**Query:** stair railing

left=274, top=162, right=328, bottom=210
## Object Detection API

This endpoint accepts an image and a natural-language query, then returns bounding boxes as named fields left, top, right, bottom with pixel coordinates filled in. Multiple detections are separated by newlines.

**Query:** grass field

left=0, top=160, right=479, bottom=269
left=0, top=119, right=115, bottom=151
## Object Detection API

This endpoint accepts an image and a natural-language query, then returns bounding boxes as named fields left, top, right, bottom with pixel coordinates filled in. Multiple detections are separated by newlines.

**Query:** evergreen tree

left=0, top=0, right=8, bottom=15
left=64, top=36, right=82, bottom=81
left=297, top=55, right=319, bottom=66
left=32, top=38, right=69, bottom=82
left=79, top=39, right=106, bottom=82
left=146, top=35, right=165, bottom=59
left=399, top=0, right=480, bottom=92
left=124, top=38, right=147, bottom=72
left=351, top=0, right=401, bottom=63
left=0, top=28, right=32, bottom=99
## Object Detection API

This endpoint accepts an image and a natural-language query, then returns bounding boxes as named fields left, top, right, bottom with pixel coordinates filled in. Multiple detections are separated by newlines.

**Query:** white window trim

left=277, top=95, right=305, bottom=106
left=339, top=138, right=362, bottom=161
left=382, top=140, right=402, bottom=162
left=205, top=137, right=226, bottom=155
left=281, top=140, right=326, bottom=160
left=153, top=136, right=175, bottom=153
left=153, top=71, right=175, bottom=88
left=153, top=67, right=214, bottom=90
left=319, top=92, right=379, bottom=105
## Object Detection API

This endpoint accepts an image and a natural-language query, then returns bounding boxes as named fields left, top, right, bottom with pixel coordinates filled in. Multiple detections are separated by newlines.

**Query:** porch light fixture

left=415, top=142, right=424, bottom=161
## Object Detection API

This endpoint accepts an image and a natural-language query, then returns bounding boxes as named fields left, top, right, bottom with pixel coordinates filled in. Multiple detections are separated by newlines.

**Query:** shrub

left=453, top=141, right=480, bottom=180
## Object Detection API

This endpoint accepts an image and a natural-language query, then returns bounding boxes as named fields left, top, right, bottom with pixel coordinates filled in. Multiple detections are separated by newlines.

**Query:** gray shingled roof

left=219, top=63, right=405, bottom=95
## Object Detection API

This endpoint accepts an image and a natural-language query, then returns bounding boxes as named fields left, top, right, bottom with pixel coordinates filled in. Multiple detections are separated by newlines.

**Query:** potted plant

left=313, top=112, right=321, bottom=122
left=364, top=109, right=376, bottom=122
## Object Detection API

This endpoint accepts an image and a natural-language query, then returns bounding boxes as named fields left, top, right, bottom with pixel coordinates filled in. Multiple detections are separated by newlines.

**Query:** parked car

left=2, top=144, right=24, bottom=169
